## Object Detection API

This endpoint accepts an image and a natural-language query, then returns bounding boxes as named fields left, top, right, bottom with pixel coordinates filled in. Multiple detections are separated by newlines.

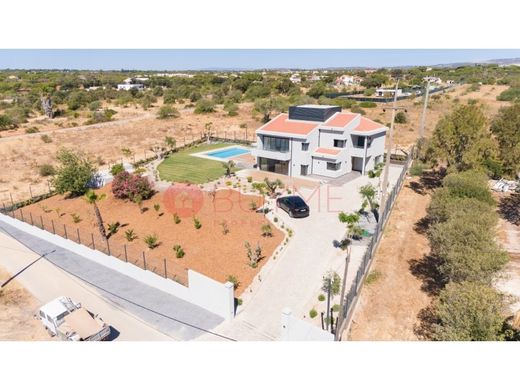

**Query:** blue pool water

left=206, top=147, right=250, bottom=159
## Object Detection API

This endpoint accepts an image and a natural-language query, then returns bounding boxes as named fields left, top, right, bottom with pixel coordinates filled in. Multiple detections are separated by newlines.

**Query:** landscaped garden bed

left=18, top=185, right=283, bottom=295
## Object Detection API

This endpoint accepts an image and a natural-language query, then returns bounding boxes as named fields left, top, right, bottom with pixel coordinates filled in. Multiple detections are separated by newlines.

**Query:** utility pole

left=419, top=79, right=431, bottom=141
left=335, top=248, right=351, bottom=341
left=380, top=79, right=400, bottom=213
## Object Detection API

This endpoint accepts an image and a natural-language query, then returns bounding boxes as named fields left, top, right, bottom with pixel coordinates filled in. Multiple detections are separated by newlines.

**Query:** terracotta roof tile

left=260, top=114, right=318, bottom=135
left=314, top=147, right=341, bottom=156
left=324, top=112, right=358, bottom=127
left=354, top=117, right=385, bottom=132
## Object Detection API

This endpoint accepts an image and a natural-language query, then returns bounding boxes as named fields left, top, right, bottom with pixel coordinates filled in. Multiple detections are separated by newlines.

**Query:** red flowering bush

left=111, top=171, right=154, bottom=201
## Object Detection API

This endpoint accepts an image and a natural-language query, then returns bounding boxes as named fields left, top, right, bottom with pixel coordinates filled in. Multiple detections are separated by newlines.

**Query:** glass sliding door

left=259, top=157, right=289, bottom=175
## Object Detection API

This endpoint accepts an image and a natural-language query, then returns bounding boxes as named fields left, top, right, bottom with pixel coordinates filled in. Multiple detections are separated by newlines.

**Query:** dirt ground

left=0, top=266, right=52, bottom=341
left=361, top=84, right=510, bottom=149
left=347, top=176, right=435, bottom=340
left=0, top=100, right=261, bottom=203
left=18, top=186, right=283, bottom=295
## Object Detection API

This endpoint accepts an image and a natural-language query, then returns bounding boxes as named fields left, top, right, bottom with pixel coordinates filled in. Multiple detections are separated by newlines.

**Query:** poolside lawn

left=158, top=143, right=239, bottom=184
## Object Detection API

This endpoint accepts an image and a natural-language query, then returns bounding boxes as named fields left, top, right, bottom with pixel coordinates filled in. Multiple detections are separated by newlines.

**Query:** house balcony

left=251, top=148, right=291, bottom=161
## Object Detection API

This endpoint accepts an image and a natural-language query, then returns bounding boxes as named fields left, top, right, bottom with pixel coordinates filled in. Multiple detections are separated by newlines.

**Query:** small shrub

left=394, top=111, right=407, bottom=124
left=39, top=164, right=56, bottom=177
left=40, top=134, right=52, bottom=143
left=227, top=275, right=240, bottom=290
left=332, top=304, right=340, bottom=312
left=25, top=127, right=39, bottom=134
left=245, top=241, right=263, bottom=268
left=112, top=171, right=153, bottom=201
left=71, top=213, right=81, bottom=223
left=249, top=201, right=257, bottom=210
left=225, top=181, right=232, bottom=186
left=287, top=228, right=293, bottom=238
left=309, top=308, right=318, bottom=319
left=318, top=294, right=325, bottom=302
left=273, top=217, right=278, bottom=223
left=173, top=213, right=181, bottom=224
left=247, top=176, right=253, bottom=183
left=110, top=163, right=124, bottom=176
left=124, top=229, right=137, bottom=242
left=193, top=217, right=202, bottom=229
left=410, top=161, right=425, bottom=177
left=261, top=223, right=273, bottom=237
left=236, top=298, right=243, bottom=306
left=143, top=233, right=159, bottom=249
left=173, top=244, right=185, bottom=258
left=360, top=101, right=377, bottom=108
left=107, top=222, right=120, bottom=236
left=365, top=270, right=382, bottom=285
left=220, top=221, right=229, bottom=235
left=153, top=203, right=161, bottom=213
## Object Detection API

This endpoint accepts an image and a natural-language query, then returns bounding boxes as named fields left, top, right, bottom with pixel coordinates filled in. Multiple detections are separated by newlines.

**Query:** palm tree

left=84, top=189, right=107, bottom=240
left=222, top=160, right=236, bottom=177
left=359, top=184, right=379, bottom=222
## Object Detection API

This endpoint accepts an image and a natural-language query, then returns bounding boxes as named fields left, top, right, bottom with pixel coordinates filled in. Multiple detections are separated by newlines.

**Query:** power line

left=0, top=225, right=237, bottom=342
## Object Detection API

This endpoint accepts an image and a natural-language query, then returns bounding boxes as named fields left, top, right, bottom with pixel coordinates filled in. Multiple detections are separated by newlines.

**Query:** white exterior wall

left=0, top=213, right=235, bottom=320
left=312, top=157, right=347, bottom=178
left=288, top=131, right=318, bottom=177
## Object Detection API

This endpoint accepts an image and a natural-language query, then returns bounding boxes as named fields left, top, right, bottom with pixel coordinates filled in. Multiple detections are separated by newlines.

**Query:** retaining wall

left=0, top=213, right=235, bottom=320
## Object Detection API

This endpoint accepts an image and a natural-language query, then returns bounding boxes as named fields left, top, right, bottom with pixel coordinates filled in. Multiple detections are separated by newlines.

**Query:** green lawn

left=157, top=143, right=237, bottom=184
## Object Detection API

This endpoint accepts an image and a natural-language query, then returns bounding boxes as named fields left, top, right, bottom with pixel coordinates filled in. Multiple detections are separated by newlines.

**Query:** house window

left=301, top=142, right=309, bottom=151
left=327, top=162, right=341, bottom=171
left=300, top=165, right=309, bottom=176
left=334, top=139, right=346, bottom=148
left=262, top=136, right=289, bottom=152
left=356, top=136, right=365, bottom=148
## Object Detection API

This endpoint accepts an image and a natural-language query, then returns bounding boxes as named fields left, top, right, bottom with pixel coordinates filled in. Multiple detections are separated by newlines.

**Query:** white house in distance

left=117, top=83, right=144, bottom=91
left=252, top=105, right=387, bottom=178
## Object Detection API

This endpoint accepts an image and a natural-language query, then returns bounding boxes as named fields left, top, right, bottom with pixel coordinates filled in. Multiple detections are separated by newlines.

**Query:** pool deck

left=191, top=144, right=252, bottom=162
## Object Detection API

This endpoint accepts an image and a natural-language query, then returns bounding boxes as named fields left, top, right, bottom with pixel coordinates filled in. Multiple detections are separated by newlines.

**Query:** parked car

left=38, top=296, right=111, bottom=341
left=276, top=196, right=309, bottom=218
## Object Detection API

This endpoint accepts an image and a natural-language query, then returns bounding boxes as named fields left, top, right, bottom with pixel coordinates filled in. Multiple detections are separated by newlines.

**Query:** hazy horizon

left=1, top=49, right=520, bottom=71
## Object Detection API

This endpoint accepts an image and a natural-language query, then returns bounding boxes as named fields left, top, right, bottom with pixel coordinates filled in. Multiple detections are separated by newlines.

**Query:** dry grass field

left=0, top=84, right=509, bottom=204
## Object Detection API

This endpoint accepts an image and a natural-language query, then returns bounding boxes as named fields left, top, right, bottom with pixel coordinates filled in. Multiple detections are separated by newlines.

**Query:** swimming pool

left=205, top=147, right=250, bottom=159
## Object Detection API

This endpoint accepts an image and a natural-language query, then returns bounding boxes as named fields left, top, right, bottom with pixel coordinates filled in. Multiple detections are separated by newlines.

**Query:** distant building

left=423, top=76, right=442, bottom=84
left=117, top=83, right=144, bottom=91
left=375, top=88, right=404, bottom=97
left=289, top=73, right=301, bottom=83
left=335, top=75, right=362, bottom=86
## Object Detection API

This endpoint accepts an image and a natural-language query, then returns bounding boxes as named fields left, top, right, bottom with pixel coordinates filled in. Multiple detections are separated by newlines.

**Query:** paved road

left=198, top=165, right=404, bottom=341
left=0, top=223, right=226, bottom=341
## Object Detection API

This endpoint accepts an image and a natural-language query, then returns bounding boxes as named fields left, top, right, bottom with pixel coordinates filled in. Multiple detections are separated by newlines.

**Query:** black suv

left=276, top=196, right=310, bottom=218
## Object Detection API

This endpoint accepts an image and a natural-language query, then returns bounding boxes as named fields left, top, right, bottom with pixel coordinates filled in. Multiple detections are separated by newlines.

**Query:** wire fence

left=1, top=205, right=191, bottom=286
left=336, top=146, right=415, bottom=338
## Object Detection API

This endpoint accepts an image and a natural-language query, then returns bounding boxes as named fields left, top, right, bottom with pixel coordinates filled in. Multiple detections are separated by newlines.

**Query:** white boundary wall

left=0, top=213, right=235, bottom=320
left=280, top=308, right=334, bottom=341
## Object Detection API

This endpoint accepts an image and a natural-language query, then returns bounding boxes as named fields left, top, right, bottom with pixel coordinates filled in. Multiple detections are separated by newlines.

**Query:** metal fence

left=1, top=205, right=190, bottom=286
left=336, top=146, right=415, bottom=339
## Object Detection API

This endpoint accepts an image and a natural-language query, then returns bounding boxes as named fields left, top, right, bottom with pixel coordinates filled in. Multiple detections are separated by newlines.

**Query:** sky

left=1, top=49, right=520, bottom=70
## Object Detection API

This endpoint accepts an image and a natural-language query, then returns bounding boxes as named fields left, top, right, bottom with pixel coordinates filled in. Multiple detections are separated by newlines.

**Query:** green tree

left=359, top=184, right=378, bottom=220
left=321, top=271, right=341, bottom=297
left=430, top=104, right=497, bottom=171
left=194, top=99, right=215, bottom=114
left=307, top=82, right=327, bottom=99
left=253, top=97, right=285, bottom=123
left=52, top=149, right=95, bottom=197
left=157, top=105, right=180, bottom=119
left=433, top=281, right=506, bottom=341
left=490, top=103, right=520, bottom=176
left=84, top=190, right=107, bottom=240
left=222, top=160, right=236, bottom=176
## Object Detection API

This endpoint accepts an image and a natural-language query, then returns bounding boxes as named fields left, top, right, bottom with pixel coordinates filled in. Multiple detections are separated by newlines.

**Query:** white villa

left=252, top=105, right=387, bottom=178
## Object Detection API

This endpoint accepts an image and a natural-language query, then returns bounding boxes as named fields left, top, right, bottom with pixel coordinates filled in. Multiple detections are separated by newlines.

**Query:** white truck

left=38, top=296, right=111, bottom=341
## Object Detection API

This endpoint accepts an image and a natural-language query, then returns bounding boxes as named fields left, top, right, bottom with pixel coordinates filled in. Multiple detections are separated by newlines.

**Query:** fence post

left=20, top=209, right=24, bottom=222
left=40, top=215, right=44, bottom=229
left=91, top=233, right=95, bottom=250
left=30, top=212, right=34, bottom=225
left=51, top=220, right=55, bottom=234
left=77, top=228, right=81, bottom=244
left=29, top=185, right=33, bottom=199
left=142, top=251, right=147, bottom=270
left=107, top=239, right=111, bottom=256
left=64, top=224, right=68, bottom=239
left=163, top=258, right=167, bottom=278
